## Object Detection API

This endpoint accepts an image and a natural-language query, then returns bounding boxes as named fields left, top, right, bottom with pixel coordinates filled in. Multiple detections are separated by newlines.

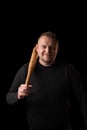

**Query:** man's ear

left=56, top=42, right=59, bottom=54
left=35, top=43, right=38, bottom=52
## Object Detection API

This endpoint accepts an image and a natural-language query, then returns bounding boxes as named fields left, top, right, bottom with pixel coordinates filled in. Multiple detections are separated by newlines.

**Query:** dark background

left=3, top=3, right=87, bottom=130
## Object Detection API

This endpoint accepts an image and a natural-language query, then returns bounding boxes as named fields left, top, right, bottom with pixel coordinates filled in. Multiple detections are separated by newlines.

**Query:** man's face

left=36, top=36, right=58, bottom=66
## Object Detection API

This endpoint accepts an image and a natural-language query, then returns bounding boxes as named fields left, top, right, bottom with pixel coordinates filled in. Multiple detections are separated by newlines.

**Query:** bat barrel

left=25, top=47, right=38, bottom=85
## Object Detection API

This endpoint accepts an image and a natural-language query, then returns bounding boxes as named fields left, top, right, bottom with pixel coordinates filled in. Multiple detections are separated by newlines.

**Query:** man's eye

left=51, top=47, right=56, bottom=50
left=41, top=46, right=46, bottom=48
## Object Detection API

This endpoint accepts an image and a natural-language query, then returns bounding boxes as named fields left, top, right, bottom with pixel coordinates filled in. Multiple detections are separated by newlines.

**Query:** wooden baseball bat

left=25, top=46, right=38, bottom=85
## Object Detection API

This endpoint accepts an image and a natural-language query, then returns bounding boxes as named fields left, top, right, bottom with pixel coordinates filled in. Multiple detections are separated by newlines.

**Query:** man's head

left=36, top=31, right=59, bottom=66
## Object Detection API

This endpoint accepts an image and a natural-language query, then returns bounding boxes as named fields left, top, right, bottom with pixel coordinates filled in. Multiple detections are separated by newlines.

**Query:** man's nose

left=46, top=47, right=50, bottom=53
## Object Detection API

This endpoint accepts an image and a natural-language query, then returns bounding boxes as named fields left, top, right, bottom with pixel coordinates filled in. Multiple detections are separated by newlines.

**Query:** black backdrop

left=3, top=4, right=87, bottom=130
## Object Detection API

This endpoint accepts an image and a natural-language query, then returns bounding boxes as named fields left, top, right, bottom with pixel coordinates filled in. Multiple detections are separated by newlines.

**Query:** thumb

left=28, top=84, right=32, bottom=88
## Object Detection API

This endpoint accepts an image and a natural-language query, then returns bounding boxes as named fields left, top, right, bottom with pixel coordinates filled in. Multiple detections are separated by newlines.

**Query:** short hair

left=38, top=31, right=58, bottom=44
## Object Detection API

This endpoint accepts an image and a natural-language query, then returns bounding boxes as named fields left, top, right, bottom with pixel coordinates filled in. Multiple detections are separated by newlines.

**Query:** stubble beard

left=40, top=56, right=54, bottom=66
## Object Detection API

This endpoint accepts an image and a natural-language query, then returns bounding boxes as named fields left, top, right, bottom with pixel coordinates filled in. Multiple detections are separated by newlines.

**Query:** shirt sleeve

left=6, top=64, right=27, bottom=105
left=68, top=64, right=87, bottom=129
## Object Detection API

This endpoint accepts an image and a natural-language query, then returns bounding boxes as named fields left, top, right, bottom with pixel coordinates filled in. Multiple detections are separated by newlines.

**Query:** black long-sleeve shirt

left=6, top=60, right=87, bottom=130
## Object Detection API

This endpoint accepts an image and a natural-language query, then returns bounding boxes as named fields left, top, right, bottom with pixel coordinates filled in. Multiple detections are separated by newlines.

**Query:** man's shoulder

left=55, top=59, right=74, bottom=70
left=55, top=59, right=69, bottom=66
left=19, top=62, right=29, bottom=73
left=23, top=62, right=29, bottom=68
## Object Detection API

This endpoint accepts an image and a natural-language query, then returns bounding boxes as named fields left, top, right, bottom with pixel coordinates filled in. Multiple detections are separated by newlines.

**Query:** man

left=6, top=31, right=87, bottom=130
